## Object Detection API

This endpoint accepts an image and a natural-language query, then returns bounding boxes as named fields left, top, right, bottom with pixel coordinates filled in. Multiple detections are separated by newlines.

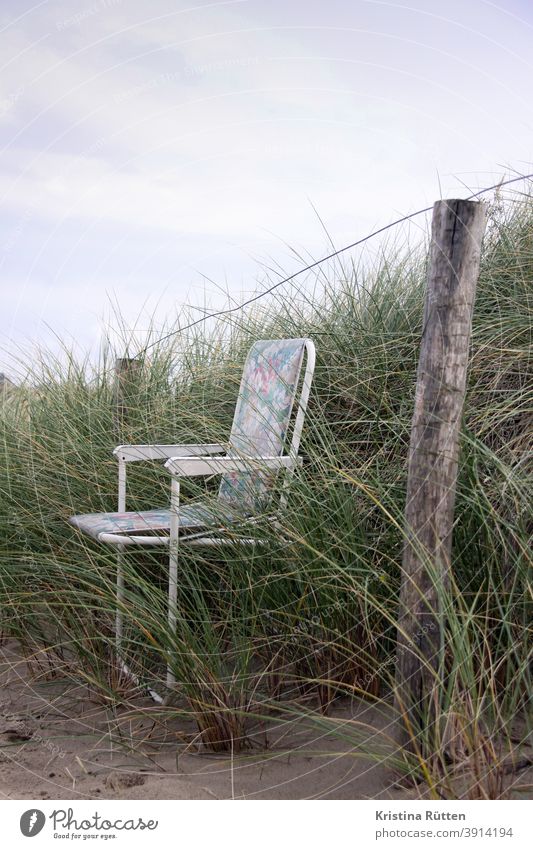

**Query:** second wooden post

left=114, top=357, right=141, bottom=437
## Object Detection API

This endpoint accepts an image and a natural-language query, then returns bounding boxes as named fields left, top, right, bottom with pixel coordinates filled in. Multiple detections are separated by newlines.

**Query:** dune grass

left=0, top=191, right=531, bottom=798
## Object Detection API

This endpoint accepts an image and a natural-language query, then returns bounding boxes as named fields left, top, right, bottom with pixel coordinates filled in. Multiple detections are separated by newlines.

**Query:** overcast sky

left=1, top=0, right=532, bottom=374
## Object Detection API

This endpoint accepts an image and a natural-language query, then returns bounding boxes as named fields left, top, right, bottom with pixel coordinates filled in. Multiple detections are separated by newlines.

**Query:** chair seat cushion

left=69, top=502, right=240, bottom=541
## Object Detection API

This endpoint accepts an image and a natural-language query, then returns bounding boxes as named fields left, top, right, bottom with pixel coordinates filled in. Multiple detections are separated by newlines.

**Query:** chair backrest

left=217, top=338, right=315, bottom=514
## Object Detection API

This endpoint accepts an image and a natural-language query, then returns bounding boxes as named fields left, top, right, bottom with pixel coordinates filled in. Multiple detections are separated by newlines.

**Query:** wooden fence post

left=114, top=357, right=141, bottom=436
left=113, top=356, right=141, bottom=650
left=395, top=199, right=487, bottom=753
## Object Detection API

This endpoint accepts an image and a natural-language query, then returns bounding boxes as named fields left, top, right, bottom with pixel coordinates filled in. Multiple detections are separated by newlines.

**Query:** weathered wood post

left=395, top=199, right=486, bottom=753
left=114, top=357, right=141, bottom=436
left=113, top=356, right=141, bottom=648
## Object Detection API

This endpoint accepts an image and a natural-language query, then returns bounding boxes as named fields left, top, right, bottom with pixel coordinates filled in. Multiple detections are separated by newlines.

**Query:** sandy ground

left=1, top=641, right=530, bottom=800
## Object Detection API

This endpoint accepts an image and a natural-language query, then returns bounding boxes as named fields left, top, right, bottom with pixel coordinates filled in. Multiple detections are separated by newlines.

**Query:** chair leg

left=116, top=457, right=126, bottom=653
left=116, top=545, right=124, bottom=651
left=167, top=477, right=180, bottom=687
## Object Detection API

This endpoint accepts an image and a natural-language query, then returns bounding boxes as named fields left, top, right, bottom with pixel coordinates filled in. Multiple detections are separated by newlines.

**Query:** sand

left=1, top=641, right=530, bottom=800
left=0, top=639, right=406, bottom=800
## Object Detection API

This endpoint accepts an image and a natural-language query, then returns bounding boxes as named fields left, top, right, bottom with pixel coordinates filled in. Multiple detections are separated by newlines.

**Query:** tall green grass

left=0, top=192, right=531, bottom=798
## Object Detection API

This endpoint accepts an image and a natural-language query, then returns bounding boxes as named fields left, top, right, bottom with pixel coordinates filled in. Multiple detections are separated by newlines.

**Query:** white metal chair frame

left=99, top=339, right=315, bottom=688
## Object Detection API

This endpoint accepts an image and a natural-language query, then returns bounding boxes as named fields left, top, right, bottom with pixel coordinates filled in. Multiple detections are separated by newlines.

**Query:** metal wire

left=138, top=172, right=532, bottom=357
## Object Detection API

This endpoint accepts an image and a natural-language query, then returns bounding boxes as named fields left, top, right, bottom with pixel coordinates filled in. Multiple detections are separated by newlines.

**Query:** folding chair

left=69, top=338, right=316, bottom=687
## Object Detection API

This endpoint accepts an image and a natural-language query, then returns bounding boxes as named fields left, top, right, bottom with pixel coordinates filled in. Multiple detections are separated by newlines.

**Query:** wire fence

left=3, top=172, right=530, bottom=381
left=137, top=172, right=533, bottom=358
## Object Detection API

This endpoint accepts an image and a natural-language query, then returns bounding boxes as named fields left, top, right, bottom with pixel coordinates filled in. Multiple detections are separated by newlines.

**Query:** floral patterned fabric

left=69, top=502, right=238, bottom=541
left=218, top=338, right=306, bottom=513
left=69, top=338, right=306, bottom=542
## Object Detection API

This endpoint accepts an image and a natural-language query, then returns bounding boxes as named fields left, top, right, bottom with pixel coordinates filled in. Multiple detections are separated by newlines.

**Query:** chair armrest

left=164, top=455, right=300, bottom=477
left=113, top=444, right=225, bottom=463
